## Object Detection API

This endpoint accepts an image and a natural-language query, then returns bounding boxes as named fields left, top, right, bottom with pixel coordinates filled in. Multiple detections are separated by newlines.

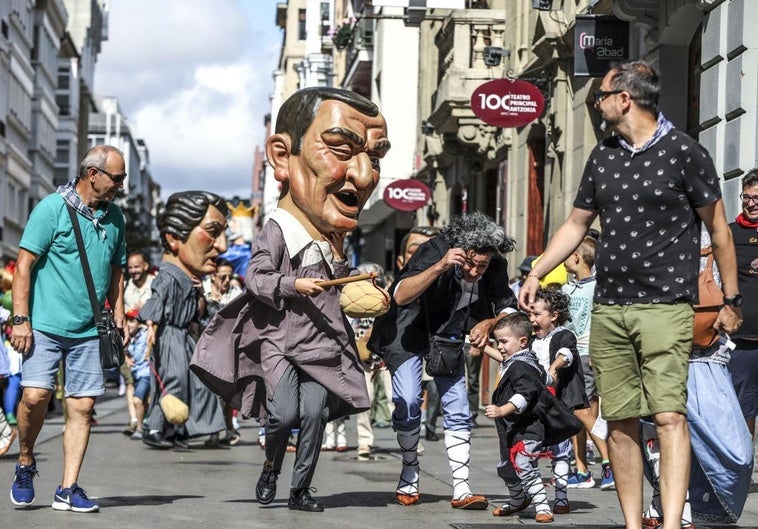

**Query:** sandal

left=492, top=497, right=531, bottom=516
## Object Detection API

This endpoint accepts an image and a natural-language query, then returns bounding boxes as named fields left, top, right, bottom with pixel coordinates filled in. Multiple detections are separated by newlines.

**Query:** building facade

left=409, top=0, right=753, bottom=277
left=0, top=0, right=113, bottom=264
left=261, top=0, right=756, bottom=275
left=88, top=96, right=161, bottom=259
left=0, top=0, right=162, bottom=266
left=0, top=0, right=37, bottom=263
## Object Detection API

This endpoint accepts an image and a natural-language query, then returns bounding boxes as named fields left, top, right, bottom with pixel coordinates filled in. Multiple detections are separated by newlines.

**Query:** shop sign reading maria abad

left=471, top=79, right=545, bottom=128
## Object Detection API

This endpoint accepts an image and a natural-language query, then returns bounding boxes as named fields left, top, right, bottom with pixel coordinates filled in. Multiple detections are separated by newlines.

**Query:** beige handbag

left=339, top=278, right=391, bottom=319
left=159, top=393, right=189, bottom=425
left=148, top=338, right=189, bottom=425
left=319, top=273, right=391, bottom=319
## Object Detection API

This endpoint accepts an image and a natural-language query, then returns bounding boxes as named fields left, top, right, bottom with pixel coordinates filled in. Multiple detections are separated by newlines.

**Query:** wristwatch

left=12, top=315, right=30, bottom=325
left=723, top=294, right=743, bottom=308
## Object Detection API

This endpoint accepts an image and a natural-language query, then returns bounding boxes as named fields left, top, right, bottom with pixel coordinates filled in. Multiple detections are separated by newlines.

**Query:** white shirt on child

left=531, top=326, right=574, bottom=385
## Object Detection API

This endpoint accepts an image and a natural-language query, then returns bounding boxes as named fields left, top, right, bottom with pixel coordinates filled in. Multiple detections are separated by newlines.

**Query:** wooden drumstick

left=317, top=272, right=375, bottom=288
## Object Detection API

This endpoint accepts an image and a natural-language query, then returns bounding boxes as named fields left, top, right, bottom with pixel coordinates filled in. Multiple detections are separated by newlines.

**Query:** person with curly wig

left=527, top=287, right=589, bottom=519
left=370, top=212, right=518, bottom=509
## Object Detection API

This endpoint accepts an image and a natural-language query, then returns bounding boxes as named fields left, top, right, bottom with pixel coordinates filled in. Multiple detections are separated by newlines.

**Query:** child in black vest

left=483, top=313, right=582, bottom=523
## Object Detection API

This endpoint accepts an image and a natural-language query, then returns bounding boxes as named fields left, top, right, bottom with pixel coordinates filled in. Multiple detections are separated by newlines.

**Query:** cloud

left=131, top=63, right=262, bottom=193
left=95, top=0, right=281, bottom=198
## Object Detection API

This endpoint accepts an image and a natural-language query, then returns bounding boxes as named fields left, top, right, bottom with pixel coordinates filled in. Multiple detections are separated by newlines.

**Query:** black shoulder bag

left=424, top=287, right=474, bottom=378
left=65, top=204, right=124, bottom=369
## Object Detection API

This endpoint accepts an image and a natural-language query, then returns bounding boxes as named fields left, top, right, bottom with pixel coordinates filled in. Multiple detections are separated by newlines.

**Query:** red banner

left=383, top=179, right=431, bottom=212
left=471, top=79, right=545, bottom=128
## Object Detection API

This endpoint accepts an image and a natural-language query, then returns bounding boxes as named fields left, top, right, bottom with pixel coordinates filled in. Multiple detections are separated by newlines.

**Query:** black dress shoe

left=142, top=431, right=173, bottom=449
left=425, top=430, right=440, bottom=442
left=173, top=437, right=191, bottom=450
left=288, top=487, right=323, bottom=512
left=256, top=463, right=279, bottom=505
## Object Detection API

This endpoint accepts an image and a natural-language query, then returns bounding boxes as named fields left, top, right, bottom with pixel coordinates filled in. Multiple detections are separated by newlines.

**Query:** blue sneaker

left=52, top=483, right=100, bottom=512
left=566, top=470, right=595, bottom=489
left=600, top=463, right=615, bottom=490
left=10, top=460, right=38, bottom=506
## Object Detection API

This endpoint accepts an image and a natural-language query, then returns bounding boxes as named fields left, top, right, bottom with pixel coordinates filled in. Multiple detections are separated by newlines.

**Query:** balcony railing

left=429, top=11, right=505, bottom=132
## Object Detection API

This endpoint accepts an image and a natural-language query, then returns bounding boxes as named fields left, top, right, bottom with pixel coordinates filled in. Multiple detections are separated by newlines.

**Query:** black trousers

left=466, top=349, right=482, bottom=420
left=265, top=363, right=329, bottom=489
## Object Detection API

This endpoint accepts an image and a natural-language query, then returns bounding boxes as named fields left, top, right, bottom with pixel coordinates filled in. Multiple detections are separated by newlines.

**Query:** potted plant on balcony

left=331, top=17, right=356, bottom=50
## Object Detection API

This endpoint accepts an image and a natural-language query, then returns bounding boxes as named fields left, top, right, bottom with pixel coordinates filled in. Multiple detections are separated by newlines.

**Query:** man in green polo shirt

left=9, top=145, right=128, bottom=513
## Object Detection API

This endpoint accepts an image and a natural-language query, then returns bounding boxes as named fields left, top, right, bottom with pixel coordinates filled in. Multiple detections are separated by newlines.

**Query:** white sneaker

left=0, top=427, right=17, bottom=456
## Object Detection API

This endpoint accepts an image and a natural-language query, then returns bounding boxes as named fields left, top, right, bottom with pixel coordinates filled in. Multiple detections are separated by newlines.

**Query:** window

left=55, top=94, right=70, bottom=116
left=298, top=9, right=306, bottom=40
left=56, top=139, right=69, bottom=163
left=58, top=67, right=69, bottom=90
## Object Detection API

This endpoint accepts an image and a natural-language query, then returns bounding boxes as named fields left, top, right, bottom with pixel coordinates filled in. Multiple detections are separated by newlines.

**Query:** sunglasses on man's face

left=592, top=90, right=624, bottom=105
left=91, top=166, right=127, bottom=184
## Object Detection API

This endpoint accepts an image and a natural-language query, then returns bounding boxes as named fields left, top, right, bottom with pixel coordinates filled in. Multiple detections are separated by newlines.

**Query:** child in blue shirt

left=562, top=236, right=614, bottom=490
left=125, top=311, right=151, bottom=440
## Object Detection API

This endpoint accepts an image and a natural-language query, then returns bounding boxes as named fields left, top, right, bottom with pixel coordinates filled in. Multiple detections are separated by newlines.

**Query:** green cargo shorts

left=589, top=303, right=693, bottom=421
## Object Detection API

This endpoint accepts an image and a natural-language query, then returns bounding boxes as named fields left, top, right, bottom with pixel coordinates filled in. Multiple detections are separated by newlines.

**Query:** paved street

left=2, top=387, right=758, bottom=528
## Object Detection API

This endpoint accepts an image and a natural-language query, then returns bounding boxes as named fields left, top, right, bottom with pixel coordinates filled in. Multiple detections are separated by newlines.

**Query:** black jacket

left=369, top=235, right=516, bottom=372
left=548, top=328, right=589, bottom=410
left=493, top=359, right=582, bottom=451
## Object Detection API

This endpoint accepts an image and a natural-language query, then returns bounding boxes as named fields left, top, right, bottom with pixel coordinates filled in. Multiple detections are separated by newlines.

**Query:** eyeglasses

left=215, top=274, right=232, bottom=281
left=91, top=166, right=127, bottom=184
left=592, top=90, right=624, bottom=105
left=741, top=193, right=758, bottom=204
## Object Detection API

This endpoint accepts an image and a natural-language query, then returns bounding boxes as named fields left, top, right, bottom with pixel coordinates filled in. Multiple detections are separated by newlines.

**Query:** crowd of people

left=1, top=61, right=756, bottom=529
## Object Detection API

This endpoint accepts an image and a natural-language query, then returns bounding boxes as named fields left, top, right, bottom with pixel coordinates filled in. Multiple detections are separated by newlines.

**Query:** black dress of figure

left=140, top=261, right=226, bottom=438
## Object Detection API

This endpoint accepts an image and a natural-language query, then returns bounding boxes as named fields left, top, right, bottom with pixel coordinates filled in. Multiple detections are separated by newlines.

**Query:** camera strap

left=65, top=203, right=104, bottom=327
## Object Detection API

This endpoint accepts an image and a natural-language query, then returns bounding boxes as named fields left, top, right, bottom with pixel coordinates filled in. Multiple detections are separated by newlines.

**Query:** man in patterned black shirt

left=519, top=60, right=742, bottom=529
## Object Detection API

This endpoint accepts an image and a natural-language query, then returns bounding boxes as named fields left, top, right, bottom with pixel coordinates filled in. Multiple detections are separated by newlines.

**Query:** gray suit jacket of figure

left=190, top=220, right=370, bottom=420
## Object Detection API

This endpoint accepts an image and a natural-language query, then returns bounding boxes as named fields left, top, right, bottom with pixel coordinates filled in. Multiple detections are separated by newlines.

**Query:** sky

left=95, top=0, right=282, bottom=201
